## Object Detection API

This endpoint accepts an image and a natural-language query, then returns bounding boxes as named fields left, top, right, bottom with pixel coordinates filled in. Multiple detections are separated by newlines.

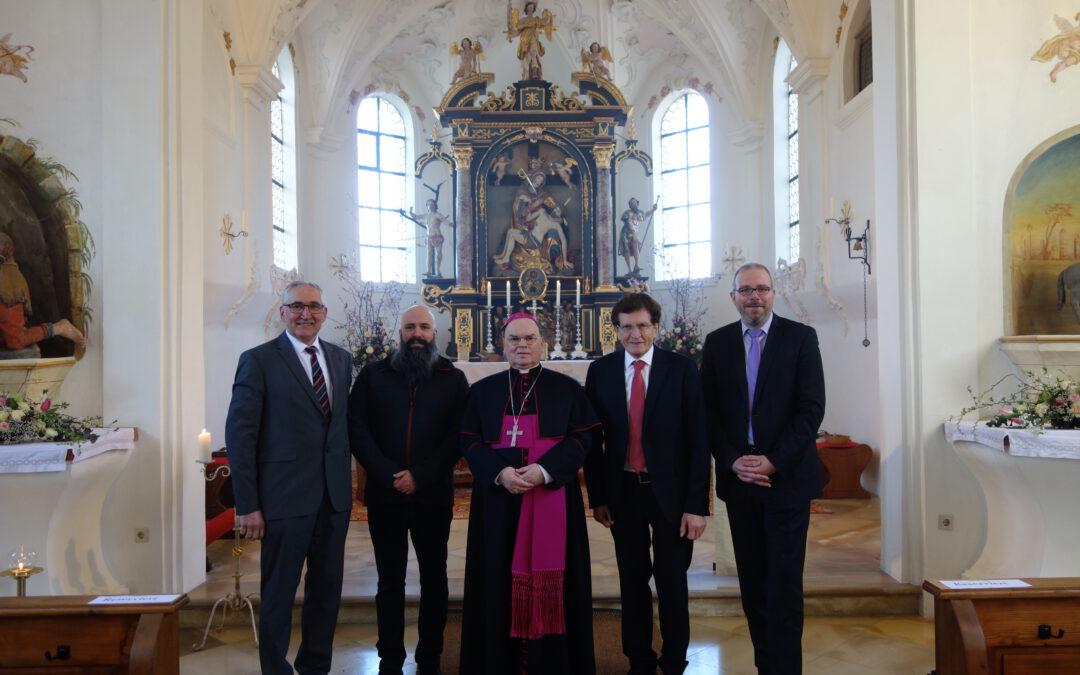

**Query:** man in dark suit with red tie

left=226, top=281, right=354, bottom=675
left=700, top=263, right=826, bottom=674
left=584, top=293, right=711, bottom=674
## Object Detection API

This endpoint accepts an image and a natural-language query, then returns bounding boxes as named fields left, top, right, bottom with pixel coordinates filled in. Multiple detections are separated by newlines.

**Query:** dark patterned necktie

left=305, top=346, right=331, bottom=415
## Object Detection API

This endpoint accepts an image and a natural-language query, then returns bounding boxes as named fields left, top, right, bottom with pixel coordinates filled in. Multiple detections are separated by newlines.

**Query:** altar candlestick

left=556, top=280, right=561, bottom=306
left=505, top=281, right=511, bottom=308
left=198, top=429, right=212, bottom=462
left=486, top=280, right=492, bottom=307
left=575, top=279, right=581, bottom=306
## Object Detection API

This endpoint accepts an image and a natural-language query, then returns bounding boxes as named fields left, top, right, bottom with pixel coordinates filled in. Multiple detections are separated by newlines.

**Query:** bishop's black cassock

left=459, top=365, right=599, bottom=674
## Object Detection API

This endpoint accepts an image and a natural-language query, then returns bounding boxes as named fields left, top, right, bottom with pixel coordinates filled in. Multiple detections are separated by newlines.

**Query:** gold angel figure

left=0, top=33, right=34, bottom=83
left=507, top=1, right=555, bottom=80
left=1032, top=13, right=1080, bottom=83
left=580, top=41, right=613, bottom=80
left=449, top=37, right=484, bottom=84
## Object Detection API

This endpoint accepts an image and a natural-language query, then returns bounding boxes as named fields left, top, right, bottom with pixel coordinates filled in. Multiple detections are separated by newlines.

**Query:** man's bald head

left=399, top=305, right=438, bottom=350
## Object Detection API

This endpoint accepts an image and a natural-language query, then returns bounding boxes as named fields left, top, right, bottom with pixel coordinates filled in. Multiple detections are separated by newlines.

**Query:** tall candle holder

left=485, top=302, right=495, bottom=354
left=550, top=302, right=567, bottom=359
left=193, top=458, right=259, bottom=651
left=570, top=302, right=588, bottom=359
left=2, top=546, right=43, bottom=597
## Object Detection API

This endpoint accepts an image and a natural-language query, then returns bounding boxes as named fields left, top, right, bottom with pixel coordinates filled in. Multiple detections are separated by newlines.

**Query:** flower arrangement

left=656, top=315, right=703, bottom=361
left=329, top=254, right=404, bottom=373
left=957, top=369, right=1080, bottom=430
left=0, top=391, right=105, bottom=444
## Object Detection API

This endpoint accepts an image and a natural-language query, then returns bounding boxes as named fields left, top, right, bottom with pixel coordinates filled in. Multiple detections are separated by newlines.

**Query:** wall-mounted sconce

left=826, top=200, right=872, bottom=347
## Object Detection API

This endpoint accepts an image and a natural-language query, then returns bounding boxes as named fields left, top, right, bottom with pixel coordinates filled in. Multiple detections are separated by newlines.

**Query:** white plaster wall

left=910, top=0, right=1080, bottom=580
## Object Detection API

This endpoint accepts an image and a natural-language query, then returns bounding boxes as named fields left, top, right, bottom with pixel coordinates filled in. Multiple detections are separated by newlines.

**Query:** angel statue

left=1032, top=13, right=1080, bottom=83
left=506, top=1, right=555, bottom=81
left=580, top=41, right=613, bottom=80
left=449, top=37, right=484, bottom=84
left=547, top=156, right=578, bottom=186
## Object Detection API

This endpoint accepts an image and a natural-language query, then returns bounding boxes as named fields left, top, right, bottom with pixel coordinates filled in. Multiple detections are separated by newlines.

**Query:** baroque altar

left=417, top=24, right=652, bottom=360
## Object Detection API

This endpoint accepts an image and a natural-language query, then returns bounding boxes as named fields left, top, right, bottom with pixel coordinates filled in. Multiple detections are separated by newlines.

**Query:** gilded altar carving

left=454, top=309, right=474, bottom=360
left=452, top=145, right=473, bottom=170
left=421, top=283, right=456, bottom=314
left=592, top=143, right=614, bottom=169
left=598, top=307, right=617, bottom=354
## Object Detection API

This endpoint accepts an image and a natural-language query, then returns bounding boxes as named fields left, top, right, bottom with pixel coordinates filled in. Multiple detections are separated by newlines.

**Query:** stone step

left=179, top=582, right=920, bottom=629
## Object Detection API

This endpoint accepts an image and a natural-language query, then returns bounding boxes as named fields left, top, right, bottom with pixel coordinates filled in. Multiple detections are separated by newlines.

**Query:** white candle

left=506, top=281, right=511, bottom=308
left=556, top=280, right=561, bottom=307
left=198, top=429, right=212, bottom=461
left=575, top=279, right=581, bottom=306
left=486, top=280, right=492, bottom=307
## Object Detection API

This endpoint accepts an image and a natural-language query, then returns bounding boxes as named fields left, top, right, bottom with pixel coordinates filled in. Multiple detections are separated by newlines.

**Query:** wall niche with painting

left=1005, top=126, right=1080, bottom=336
left=0, top=129, right=91, bottom=360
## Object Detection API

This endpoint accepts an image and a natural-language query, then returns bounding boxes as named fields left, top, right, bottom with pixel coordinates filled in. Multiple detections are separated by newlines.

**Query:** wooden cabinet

left=0, top=595, right=188, bottom=674
left=924, top=578, right=1080, bottom=675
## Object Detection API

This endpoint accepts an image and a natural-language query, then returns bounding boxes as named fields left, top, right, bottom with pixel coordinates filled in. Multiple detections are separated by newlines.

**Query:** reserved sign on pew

left=89, top=594, right=183, bottom=605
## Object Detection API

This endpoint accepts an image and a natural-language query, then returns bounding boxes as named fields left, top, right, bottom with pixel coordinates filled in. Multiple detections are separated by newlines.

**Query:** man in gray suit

left=226, top=281, right=354, bottom=675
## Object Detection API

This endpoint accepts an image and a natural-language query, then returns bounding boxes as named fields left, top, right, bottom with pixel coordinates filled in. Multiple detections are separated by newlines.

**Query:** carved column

left=452, top=145, right=475, bottom=290
left=592, top=143, right=615, bottom=289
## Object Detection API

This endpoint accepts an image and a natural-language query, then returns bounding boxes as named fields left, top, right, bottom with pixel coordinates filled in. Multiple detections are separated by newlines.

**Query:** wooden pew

left=924, top=578, right=1080, bottom=674
left=0, top=594, right=188, bottom=674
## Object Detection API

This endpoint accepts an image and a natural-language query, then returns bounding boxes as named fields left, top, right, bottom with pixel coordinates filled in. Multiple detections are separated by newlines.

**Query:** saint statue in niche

left=618, top=197, right=657, bottom=276
left=400, top=181, right=454, bottom=279
left=580, top=42, right=613, bottom=80
left=0, top=233, right=84, bottom=358
left=506, top=1, right=555, bottom=80
left=449, top=37, right=484, bottom=84
left=492, top=170, right=571, bottom=274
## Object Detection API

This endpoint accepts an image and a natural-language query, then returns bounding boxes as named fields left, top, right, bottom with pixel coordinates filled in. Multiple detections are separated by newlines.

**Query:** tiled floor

left=194, top=498, right=895, bottom=603
left=179, top=614, right=935, bottom=674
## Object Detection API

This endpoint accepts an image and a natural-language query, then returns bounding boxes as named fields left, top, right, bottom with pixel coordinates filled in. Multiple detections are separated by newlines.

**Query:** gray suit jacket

left=225, top=331, right=353, bottom=520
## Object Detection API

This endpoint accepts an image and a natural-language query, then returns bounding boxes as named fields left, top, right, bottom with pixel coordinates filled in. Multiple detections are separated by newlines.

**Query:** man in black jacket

left=700, top=263, right=826, bottom=674
left=348, top=305, right=469, bottom=675
left=584, top=293, right=710, bottom=674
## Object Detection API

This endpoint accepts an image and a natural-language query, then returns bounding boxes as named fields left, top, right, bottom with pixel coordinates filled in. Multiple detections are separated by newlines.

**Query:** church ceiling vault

left=275, top=0, right=787, bottom=138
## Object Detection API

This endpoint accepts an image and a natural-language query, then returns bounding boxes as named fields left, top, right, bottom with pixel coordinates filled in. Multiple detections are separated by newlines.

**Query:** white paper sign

left=939, top=579, right=1031, bottom=590
left=88, top=594, right=181, bottom=605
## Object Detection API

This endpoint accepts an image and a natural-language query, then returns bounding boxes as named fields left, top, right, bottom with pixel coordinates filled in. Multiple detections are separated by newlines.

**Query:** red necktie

left=627, top=360, right=646, bottom=473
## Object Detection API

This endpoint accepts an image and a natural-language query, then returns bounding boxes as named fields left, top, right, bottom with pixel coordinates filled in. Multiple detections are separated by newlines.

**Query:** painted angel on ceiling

left=450, top=37, right=484, bottom=84
left=506, top=1, right=555, bottom=81
left=1032, top=13, right=1080, bottom=83
left=580, top=41, right=613, bottom=80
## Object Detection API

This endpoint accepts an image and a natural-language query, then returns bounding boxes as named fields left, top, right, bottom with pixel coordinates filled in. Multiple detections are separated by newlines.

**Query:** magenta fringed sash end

left=510, top=569, right=566, bottom=639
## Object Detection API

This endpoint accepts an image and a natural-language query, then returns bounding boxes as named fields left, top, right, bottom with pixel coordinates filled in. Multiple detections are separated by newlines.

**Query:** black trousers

left=611, top=473, right=693, bottom=675
left=259, top=492, right=350, bottom=675
left=367, top=502, right=453, bottom=672
left=726, top=494, right=811, bottom=675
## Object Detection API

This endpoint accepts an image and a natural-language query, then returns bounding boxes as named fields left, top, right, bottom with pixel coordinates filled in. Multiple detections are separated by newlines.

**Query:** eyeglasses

left=734, top=286, right=773, bottom=297
left=617, top=323, right=655, bottom=335
left=283, top=302, right=327, bottom=315
left=507, top=335, right=540, bottom=346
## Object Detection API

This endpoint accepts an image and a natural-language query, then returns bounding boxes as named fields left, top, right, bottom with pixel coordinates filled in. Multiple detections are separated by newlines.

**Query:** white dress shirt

left=285, top=331, right=333, bottom=405
left=623, top=345, right=654, bottom=471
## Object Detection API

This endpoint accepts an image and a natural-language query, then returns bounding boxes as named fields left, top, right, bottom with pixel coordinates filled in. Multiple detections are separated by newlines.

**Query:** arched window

left=270, top=49, right=299, bottom=271
left=773, top=40, right=800, bottom=262
left=655, top=91, right=711, bottom=280
left=357, top=96, right=413, bottom=283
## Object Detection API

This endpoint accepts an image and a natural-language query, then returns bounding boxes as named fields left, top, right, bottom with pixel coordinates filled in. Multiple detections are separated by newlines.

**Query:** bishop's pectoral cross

left=506, top=420, right=523, bottom=447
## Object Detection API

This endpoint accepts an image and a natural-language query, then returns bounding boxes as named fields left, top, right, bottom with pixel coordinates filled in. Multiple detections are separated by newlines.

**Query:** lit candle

left=575, top=279, right=581, bottom=306
left=486, top=280, right=492, bottom=307
left=506, top=281, right=511, bottom=308
left=556, top=279, right=561, bottom=307
left=198, top=429, right=212, bottom=461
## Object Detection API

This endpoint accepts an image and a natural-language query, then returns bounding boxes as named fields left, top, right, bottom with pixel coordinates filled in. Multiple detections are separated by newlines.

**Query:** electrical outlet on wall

left=937, top=514, right=954, bottom=531
left=134, top=527, right=149, bottom=543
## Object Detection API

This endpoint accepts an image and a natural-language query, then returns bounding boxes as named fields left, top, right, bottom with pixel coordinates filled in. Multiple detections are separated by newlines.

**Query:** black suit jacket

left=583, top=347, right=711, bottom=525
left=225, top=331, right=354, bottom=520
left=700, top=315, right=825, bottom=504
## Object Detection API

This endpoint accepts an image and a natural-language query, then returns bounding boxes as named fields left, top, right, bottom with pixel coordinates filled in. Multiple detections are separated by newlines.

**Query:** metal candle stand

left=193, top=459, right=259, bottom=651
left=549, top=301, right=567, bottom=359
left=570, top=302, right=587, bottom=359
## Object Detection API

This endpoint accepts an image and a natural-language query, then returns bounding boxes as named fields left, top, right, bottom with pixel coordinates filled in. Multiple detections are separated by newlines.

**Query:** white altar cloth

left=0, top=427, right=136, bottom=474
left=454, top=359, right=594, bottom=385
left=944, top=420, right=1080, bottom=460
